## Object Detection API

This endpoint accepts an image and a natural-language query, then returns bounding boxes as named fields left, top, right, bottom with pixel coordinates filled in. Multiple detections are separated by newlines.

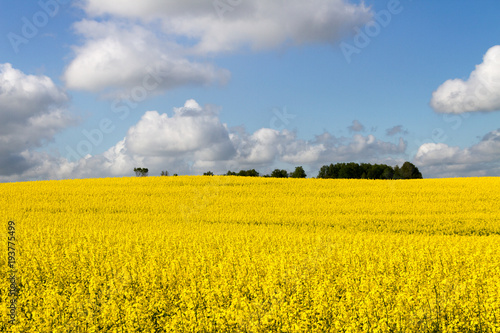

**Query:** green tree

left=338, top=163, right=362, bottom=179
left=381, top=166, right=394, bottom=179
left=271, top=169, right=289, bottom=178
left=160, top=170, right=169, bottom=176
left=360, top=163, right=371, bottom=178
left=290, top=166, right=307, bottom=178
left=393, top=165, right=402, bottom=179
left=367, top=164, right=385, bottom=179
left=245, top=169, right=259, bottom=177
left=317, top=162, right=421, bottom=180
left=317, top=163, right=341, bottom=178
left=134, top=168, right=148, bottom=177
left=400, top=162, right=423, bottom=179
left=203, top=171, right=214, bottom=176
left=237, top=169, right=259, bottom=177
left=317, top=165, right=330, bottom=178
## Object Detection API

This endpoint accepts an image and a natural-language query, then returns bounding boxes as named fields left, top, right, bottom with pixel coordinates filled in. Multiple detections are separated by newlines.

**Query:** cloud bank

left=0, top=99, right=408, bottom=181
left=0, top=63, right=75, bottom=176
left=414, top=129, right=500, bottom=177
left=80, top=0, right=372, bottom=52
left=63, top=0, right=373, bottom=95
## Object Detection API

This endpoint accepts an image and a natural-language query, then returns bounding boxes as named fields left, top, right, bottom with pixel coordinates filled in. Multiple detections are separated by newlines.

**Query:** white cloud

left=64, top=1, right=372, bottom=95
left=414, top=129, right=500, bottom=177
left=431, top=45, right=500, bottom=113
left=125, top=100, right=235, bottom=160
left=63, top=0, right=372, bottom=94
left=281, top=141, right=327, bottom=164
left=0, top=100, right=411, bottom=181
left=65, top=1, right=372, bottom=94
left=0, top=63, right=68, bottom=122
left=121, top=109, right=406, bottom=173
left=0, top=63, right=75, bottom=176
left=63, top=20, right=230, bottom=94
left=81, top=1, right=215, bottom=18
left=80, top=0, right=373, bottom=54
left=12, top=117, right=500, bottom=181
left=231, top=128, right=284, bottom=165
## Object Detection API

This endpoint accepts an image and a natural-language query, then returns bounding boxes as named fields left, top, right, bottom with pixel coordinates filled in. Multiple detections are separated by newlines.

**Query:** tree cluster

left=136, top=163, right=420, bottom=179
left=133, top=168, right=149, bottom=177
left=317, top=162, right=422, bottom=179
left=263, top=166, right=307, bottom=178
left=223, top=166, right=307, bottom=178
left=225, top=169, right=260, bottom=177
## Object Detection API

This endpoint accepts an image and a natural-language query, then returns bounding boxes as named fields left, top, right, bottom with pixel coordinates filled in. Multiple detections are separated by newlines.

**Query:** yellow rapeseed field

left=1, top=176, right=500, bottom=332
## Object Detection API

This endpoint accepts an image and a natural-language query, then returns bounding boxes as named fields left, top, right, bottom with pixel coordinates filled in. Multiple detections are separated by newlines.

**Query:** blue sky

left=1, top=0, right=500, bottom=181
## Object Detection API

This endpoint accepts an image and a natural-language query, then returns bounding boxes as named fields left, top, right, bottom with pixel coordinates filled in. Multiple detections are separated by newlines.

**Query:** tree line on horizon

left=152, top=167, right=306, bottom=178
left=317, top=162, right=422, bottom=179
left=138, top=162, right=422, bottom=179
left=223, top=166, right=307, bottom=178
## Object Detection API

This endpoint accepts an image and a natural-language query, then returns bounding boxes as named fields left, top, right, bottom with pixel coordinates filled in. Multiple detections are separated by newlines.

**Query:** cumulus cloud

left=0, top=63, right=68, bottom=122
left=0, top=63, right=75, bottom=176
left=414, top=129, right=500, bottom=177
left=230, top=128, right=286, bottom=166
left=80, top=0, right=373, bottom=54
left=431, top=45, right=500, bottom=113
left=63, top=1, right=372, bottom=94
left=63, top=20, right=230, bottom=94
left=125, top=99, right=235, bottom=160
left=0, top=99, right=410, bottom=181
left=82, top=1, right=216, bottom=18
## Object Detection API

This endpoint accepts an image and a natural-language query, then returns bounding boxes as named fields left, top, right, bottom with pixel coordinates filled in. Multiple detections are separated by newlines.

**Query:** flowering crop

left=1, top=176, right=499, bottom=332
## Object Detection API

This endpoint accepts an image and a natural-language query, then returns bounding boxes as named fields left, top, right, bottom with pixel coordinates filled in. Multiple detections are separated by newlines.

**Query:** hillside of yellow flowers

left=1, top=176, right=500, bottom=332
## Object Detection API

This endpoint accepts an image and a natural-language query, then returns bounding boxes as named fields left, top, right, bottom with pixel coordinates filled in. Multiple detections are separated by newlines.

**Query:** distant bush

left=134, top=168, right=149, bottom=177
